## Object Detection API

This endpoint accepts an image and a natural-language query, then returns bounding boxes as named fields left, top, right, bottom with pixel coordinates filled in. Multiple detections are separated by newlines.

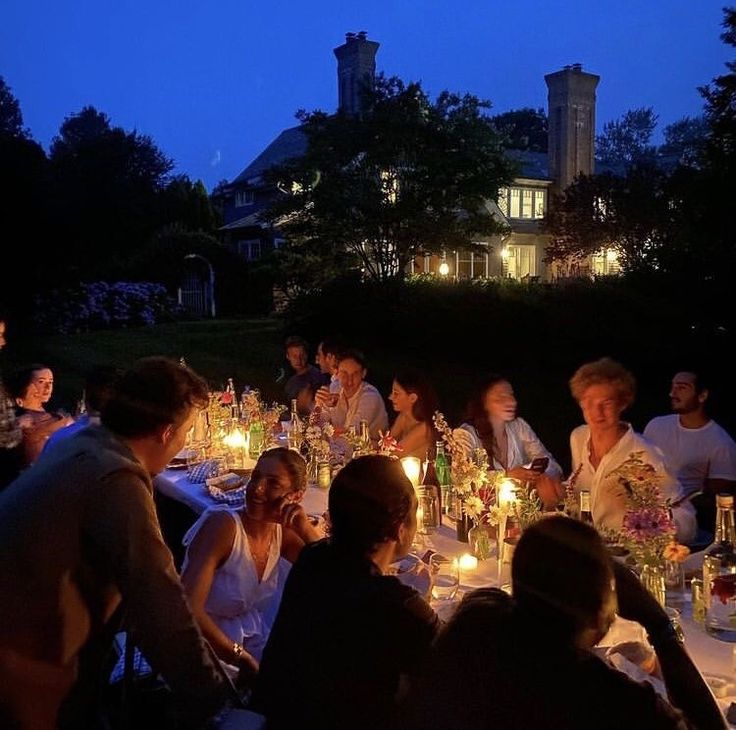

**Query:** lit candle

left=401, top=456, right=422, bottom=487
left=223, top=426, right=247, bottom=469
left=416, top=503, right=426, bottom=534
left=498, top=478, right=519, bottom=511
left=458, top=553, right=478, bottom=572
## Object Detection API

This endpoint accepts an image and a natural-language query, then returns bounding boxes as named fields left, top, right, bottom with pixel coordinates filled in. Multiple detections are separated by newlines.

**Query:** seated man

left=283, top=336, right=323, bottom=415
left=644, top=369, right=736, bottom=534
left=314, top=348, right=388, bottom=441
left=0, top=357, right=231, bottom=728
left=407, top=516, right=724, bottom=729
left=315, top=336, right=344, bottom=393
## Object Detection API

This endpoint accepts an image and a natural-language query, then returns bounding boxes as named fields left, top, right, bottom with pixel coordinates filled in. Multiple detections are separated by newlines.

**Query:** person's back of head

left=328, top=454, right=413, bottom=556
left=101, top=357, right=209, bottom=439
left=512, top=516, right=614, bottom=647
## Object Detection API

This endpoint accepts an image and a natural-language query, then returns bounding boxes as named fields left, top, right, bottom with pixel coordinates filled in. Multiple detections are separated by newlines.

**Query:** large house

left=215, top=33, right=613, bottom=282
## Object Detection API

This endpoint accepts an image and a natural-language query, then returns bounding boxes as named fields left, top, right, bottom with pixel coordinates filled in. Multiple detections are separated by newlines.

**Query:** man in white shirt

left=315, top=349, right=388, bottom=441
left=644, top=370, right=736, bottom=533
left=315, top=337, right=343, bottom=394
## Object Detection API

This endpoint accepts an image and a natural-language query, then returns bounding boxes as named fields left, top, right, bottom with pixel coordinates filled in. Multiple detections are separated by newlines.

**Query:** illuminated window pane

left=522, top=190, right=533, bottom=218
left=510, top=189, right=521, bottom=218
left=534, top=190, right=545, bottom=218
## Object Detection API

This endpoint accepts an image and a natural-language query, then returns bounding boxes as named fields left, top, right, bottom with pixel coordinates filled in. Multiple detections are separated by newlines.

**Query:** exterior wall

left=545, top=65, right=599, bottom=193
left=333, top=33, right=380, bottom=116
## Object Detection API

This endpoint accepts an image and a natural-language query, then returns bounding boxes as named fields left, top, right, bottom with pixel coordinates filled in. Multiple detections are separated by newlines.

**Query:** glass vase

left=468, top=522, right=496, bottom=561
left=640, top=563, right=666, bottom=608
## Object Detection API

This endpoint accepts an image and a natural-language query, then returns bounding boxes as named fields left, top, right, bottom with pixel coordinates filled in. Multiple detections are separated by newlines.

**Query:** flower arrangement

left=303, top=412, right=335, bottom=461
left=432, top=412, right=501, bottom=524
left=376, top=430, right=401, bottom=457
left=608, top=451, right=678, bottom=567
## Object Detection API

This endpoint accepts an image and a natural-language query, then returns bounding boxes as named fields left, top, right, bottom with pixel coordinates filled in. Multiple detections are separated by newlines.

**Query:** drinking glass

left=430, top=554, right=459, bottom=601
left=664, top=559, right=685, bottom=609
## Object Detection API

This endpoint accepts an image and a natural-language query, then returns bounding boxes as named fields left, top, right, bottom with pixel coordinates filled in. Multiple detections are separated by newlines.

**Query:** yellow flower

left=663, top=542, right=691, bottom=563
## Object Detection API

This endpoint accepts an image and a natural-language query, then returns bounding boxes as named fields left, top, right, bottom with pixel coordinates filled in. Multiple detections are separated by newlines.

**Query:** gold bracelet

left=232, top=641, right=245, bottom=662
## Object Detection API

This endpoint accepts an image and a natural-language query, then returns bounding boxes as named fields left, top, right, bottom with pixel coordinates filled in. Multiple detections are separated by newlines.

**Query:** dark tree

left=544, top=165, right=671, bottom=273
left=49, top=106, right=174, bottom=280
left=262, top=74, right=515, bottom=290
left=0, top=76, right=28, bottom=139
left=490, top=107, right=548, bottom=152
left=596, top=107, right=658, bottom=167
left=658, top=116, right=708, bottom=166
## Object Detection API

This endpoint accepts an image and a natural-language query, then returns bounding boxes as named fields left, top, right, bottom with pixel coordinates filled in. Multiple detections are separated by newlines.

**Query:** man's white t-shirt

left=643, top=415, right=736, bottom=496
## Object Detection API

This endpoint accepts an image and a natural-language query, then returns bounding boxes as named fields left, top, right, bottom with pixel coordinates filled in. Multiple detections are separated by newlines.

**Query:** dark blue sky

left=1, top=2, right=730, bottom=191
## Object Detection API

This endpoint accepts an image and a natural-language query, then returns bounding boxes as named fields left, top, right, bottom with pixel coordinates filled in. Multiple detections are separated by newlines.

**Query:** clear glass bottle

left=704, top=494, right=736, bottom=641
left=287, top=398, right=302, bottom=451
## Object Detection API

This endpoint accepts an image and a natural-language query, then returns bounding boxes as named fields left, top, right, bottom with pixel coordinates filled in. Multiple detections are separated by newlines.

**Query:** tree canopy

left=490, top=107, right=548, bottom=152
left=262, top=75, right=515, bottom=289
left=596, top=107, right=658, bottom=167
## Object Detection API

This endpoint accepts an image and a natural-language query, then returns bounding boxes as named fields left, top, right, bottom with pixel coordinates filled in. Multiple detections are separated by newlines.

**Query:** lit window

left=510, top=189, right=521, bottom=218
left=505, top=187, right=546, bottom=220
left=380, top=170, right=399, bottom=204
left=535, top=190, right=546, bottom=218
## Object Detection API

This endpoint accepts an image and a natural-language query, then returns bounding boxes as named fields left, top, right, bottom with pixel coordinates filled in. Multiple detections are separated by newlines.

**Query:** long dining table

left=157, top=463, right=736, bottom=725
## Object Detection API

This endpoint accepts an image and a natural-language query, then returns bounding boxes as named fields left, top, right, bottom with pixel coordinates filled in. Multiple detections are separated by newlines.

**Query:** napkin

left=187, top=459, right=222, bottom=484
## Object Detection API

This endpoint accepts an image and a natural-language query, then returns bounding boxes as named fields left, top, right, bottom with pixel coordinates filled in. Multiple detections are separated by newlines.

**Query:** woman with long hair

left=454, top=374, right=562, bottom=503
left=388, top=369, right=439, bottom=459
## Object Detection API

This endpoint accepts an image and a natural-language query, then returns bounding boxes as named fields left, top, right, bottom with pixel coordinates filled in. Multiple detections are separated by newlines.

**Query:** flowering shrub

left=34, top=282, right=186, bottom=333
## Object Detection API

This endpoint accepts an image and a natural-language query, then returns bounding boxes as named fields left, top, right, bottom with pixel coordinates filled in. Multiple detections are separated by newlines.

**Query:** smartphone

left=528, top=456, right=549, bottom=473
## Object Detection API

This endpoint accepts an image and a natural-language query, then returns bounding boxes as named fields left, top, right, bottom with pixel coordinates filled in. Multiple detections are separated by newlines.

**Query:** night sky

left=1, top=1, right=730, bottom=191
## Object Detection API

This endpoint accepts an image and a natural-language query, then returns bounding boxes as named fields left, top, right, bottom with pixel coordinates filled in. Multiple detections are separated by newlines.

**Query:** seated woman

left=388, top=369, right=439, bottom=460
left=453, top=375, right=562, bottom=497
left=567, top=357, right=696, bottom=543
left=180, top=447, right=321, bottom=679
left=252, top=455, right=440, bottom=730
left=8, top=364, right=73, bottom=467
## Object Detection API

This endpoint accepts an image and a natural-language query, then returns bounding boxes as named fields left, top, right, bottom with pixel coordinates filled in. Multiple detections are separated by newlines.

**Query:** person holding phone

left=454, top=375, right=562, bottom=504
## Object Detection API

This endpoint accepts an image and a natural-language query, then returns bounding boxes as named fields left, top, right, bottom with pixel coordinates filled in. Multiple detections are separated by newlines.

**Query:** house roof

left=505, top=149, right=550, bottom=180
left=220, top=212, right=267, bottom=230
left=233, top=126, right=307, bottom=185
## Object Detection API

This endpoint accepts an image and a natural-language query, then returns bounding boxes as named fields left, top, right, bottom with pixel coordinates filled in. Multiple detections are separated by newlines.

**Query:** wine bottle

left=579, top=490, right=593, bottom=524
left=422, top=448, right=442, bottom=519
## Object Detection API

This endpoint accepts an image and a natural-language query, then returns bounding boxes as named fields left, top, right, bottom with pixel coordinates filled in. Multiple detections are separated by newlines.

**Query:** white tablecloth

left=157, top=469, right=736, bottom=722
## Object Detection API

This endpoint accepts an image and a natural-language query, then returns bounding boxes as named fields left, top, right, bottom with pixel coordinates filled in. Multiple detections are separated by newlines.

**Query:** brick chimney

left=333, top=31, right=380, bottom=116
left=545, top=64, right=600, bottom=191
